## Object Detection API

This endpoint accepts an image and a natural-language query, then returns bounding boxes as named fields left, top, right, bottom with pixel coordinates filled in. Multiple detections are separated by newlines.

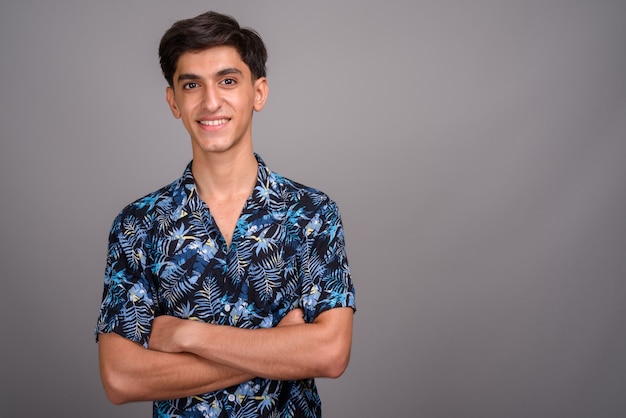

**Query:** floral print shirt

left=95, top=154, right=355, bottom=417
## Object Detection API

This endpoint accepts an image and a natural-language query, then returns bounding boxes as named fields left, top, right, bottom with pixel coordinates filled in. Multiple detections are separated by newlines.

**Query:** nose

left=202, top=85, right=223, bottom=112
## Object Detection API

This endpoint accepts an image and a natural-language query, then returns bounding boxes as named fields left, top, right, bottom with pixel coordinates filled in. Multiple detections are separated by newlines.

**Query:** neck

left=191, top=147, right=258, bottom=202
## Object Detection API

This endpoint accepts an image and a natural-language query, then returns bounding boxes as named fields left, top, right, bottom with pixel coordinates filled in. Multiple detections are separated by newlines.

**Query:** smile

left=198, top=118, right=229, bottom=126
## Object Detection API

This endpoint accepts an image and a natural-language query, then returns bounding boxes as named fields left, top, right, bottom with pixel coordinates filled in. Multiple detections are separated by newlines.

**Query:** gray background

left=1, top=1, right=625, bottom=417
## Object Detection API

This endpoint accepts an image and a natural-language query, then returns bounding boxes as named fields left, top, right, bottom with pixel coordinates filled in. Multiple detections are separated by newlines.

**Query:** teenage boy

left=96, top=10, right=355, bottom=418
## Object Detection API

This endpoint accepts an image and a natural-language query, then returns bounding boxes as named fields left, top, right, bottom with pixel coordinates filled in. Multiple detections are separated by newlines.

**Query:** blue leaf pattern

left=96, top=155, right=355, bottom=417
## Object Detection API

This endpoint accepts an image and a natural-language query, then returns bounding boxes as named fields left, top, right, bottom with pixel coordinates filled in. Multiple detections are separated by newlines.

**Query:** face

left=165, top=46, right=268, bottom=157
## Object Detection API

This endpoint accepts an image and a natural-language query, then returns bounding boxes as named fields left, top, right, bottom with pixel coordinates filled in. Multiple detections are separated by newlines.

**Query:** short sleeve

left=299, top=199, right=356, bottom=321
left=95, top=211, right=157, bottom=347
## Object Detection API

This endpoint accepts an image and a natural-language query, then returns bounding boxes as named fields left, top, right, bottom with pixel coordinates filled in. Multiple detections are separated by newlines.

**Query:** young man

left=95, top=11, right=356, bottom=417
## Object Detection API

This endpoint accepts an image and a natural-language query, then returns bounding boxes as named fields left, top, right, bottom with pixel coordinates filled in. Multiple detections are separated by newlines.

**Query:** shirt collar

left=171, top=153, right=272, bottom=212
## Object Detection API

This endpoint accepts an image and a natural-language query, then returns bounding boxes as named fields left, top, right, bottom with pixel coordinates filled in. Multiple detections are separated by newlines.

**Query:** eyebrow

left=176, top=73, right=201, bottom=83
left=176, top=67, right=243, bottom=84
left=216, top=67, right=243, bottom=77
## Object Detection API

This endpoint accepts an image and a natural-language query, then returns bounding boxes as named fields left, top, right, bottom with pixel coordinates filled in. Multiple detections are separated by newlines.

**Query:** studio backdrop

left=1, top=1, right=625, bottom=416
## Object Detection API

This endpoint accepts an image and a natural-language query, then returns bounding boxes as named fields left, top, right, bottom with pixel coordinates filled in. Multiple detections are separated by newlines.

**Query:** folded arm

left=97, top=308, right=307, bottom=404
left=148, top=307, right=354, bottom=381
left=98, top=332, right=254, bottom=405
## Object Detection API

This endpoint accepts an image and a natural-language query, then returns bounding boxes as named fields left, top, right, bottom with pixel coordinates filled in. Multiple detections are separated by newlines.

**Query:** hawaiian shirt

left=95, top=154, right=356, bottom=417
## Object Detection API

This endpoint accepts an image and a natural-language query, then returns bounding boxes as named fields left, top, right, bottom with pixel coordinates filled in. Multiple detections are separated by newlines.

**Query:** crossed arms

left=98, top=307, right=353, bottom=404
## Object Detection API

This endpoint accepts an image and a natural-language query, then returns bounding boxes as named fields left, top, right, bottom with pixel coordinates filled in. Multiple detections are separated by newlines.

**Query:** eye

left=220, top=78, right=237, bottom=86
left=183, top=82, right=198, bottom=90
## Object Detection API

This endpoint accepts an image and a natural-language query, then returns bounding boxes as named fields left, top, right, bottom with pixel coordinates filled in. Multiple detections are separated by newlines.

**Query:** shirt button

left=228, top=394, right=236, bottom=402
left=224, top=304, right=231, bottom=312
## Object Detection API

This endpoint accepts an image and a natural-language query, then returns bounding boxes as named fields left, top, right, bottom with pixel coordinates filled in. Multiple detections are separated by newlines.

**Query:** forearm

left=189, top=324, right=346, bottom=380
left=167, top=308, right=353, bottom=381
left=98, top=332, right=253, bottom=404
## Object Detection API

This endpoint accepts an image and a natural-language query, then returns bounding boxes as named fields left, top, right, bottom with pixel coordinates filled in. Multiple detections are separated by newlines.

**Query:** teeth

left=199, top=119, right=228, bottom=126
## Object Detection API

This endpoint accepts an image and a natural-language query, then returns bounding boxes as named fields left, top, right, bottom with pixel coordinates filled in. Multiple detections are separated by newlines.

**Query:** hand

left=148, top=315, right=189, bottom=353
left=277, top=308, right=305, bottom=327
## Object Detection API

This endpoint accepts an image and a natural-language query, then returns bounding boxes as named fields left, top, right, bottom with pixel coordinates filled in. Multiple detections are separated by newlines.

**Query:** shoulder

left=266, top=171, right=344, bottom=238
left=270, top=170, right=337, bottom=212
left=255, top=153, right=336, bottom=213
left=110, top=176, right=182, bottom=234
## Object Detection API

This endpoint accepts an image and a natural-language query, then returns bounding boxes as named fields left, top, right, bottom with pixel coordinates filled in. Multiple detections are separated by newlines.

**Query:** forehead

left=174, top=45, right=250, bottom=78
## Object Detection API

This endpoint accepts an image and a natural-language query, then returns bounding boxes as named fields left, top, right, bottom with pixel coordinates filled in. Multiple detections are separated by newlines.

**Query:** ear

left=253, top=77, right=269, bottom=112
left=165, top=86, right=181, bottom=119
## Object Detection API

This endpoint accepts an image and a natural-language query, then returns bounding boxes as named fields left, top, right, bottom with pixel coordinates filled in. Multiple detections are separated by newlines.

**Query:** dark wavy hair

left=158, top=11, right=267, bottom=87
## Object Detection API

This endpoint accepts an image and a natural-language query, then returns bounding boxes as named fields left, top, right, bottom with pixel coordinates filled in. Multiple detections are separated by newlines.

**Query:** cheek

left=177, top=102, right=197, bottom=121
left=238, top=96, right=258, bottom=114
